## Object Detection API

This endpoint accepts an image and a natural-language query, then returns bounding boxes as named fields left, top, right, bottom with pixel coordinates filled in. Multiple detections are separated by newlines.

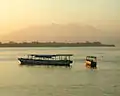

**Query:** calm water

left=0, top=47, right=120, bottom=96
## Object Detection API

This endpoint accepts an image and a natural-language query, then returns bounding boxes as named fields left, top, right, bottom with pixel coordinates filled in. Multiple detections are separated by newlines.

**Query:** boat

left=18, top=54, right=73, bottom=66
left=85, top=56, right=97, bottom=69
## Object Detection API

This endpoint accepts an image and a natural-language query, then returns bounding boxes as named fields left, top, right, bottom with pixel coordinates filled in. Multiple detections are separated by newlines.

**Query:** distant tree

left=22, top=42, right=28, bottom=44
left=85, top=41, right=91, bottom=44
left=52, top=41, right=56, bottom=43
left=93, top=42, right=101, bottom=44
left=31, top=41, right=39, bottom=44
left=8, top=41, right=17, bottom=44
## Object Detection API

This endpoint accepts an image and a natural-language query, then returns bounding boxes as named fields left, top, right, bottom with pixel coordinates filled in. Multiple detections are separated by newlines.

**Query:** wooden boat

left=85, top=56, right=97, bottom=69
left=18, top=54, right=73, bottom=66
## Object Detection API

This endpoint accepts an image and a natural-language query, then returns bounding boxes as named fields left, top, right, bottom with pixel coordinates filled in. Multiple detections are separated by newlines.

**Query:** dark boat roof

left=29, top=54, right=73, bottom=58
left=29, top=54, right=55, bottom=58
left=56, top=54, right=73, bottom=56
left=86, top=56, right=97, bottom=58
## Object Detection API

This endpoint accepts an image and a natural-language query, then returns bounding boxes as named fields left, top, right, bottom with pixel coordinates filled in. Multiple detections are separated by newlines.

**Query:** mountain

left=0, top=23, right=119, bottom=45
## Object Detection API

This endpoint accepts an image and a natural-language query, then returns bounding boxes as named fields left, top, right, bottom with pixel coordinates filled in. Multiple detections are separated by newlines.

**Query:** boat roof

left=86, top=56, right=97, bottom=58
left=29, top=54, right=73, bottom=58
left=56, top=54, right=73, bottom=56
left=29, top=54, right=56, bottom=58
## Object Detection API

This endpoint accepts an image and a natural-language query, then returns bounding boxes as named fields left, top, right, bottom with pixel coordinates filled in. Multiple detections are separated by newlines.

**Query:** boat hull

left=85, top=61, right=97, bottom=69
left=18, top=58, right=73, bottom=66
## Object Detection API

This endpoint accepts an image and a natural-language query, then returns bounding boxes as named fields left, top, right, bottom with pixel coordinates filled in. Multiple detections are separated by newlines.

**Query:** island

left=0, top=41, right=115, bottom=47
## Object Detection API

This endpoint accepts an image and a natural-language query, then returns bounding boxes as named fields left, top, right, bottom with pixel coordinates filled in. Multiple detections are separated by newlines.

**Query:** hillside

left=1, top=23, right=102, bottom=42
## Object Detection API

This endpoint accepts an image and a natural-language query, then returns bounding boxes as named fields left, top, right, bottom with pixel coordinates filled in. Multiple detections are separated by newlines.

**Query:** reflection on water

left=0, top=47, right=120, bottom=96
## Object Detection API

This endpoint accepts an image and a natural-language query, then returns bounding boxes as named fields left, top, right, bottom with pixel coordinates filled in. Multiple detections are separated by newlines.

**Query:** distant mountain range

left=0, top=23, right=119, bottom=45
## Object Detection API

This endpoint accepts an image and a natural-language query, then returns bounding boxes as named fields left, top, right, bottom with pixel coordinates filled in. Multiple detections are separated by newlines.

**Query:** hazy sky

left=0, top=0, right=120, bottom=35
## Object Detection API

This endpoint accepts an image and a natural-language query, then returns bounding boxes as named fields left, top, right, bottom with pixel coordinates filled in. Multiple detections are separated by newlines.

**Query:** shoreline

left=0, top=42, right=115, bottom=47
left=0, top=45, right=115, bottom=47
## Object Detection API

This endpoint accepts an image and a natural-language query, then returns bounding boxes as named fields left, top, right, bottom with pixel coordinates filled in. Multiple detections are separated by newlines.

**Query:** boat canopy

left=86, top=56, right=97, bottom=58
left=29, top=54, right=56, bottom=58
left=29, top=54, right=73, bottom=58
left=56, top=54, right=73, bottom=56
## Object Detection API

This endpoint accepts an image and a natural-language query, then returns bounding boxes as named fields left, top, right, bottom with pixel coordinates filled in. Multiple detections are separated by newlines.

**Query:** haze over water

left=0, top=0, right=120, bottom=45
left=0, top=0, right=120, bottom=95
left=0, top=47, right=120, bottom=96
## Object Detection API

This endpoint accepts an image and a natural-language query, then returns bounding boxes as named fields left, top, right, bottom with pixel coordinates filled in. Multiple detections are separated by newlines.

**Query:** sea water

left=0, top=47, right=120, bottom=96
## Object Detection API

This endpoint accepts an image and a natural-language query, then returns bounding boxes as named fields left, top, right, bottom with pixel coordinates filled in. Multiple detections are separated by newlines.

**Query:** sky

left=0, top=0, right=120, bottom=42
